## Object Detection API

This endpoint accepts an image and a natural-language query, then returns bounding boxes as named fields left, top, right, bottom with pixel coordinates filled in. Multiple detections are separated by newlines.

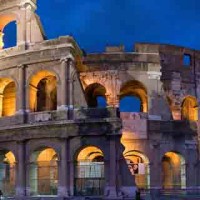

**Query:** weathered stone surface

left=0, top=1, right=199, bottom=200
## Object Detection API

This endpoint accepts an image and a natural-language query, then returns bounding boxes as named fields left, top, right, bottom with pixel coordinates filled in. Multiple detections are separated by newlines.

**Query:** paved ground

left=143, top=194, right=200, bottom=200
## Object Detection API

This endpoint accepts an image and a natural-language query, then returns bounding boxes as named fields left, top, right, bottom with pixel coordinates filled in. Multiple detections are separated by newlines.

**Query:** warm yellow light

left=37, top=148, right=57, bottom=162
left=165, top=152, right=181, bottom=165
left=5, top=151, right=16, bottom=164
left=77, top=146, right=103, bottom=161
left=0, top=31, right=4, bottom=49
left=182, top=96, right=198, bottom=121
left=2, top=81, right=16, bottom=117
left=29, top=70, right=57, bottom=112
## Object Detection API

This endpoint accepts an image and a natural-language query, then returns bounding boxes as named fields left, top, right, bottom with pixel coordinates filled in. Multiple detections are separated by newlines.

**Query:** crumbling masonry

left=0, top=0, right=199, bottom=199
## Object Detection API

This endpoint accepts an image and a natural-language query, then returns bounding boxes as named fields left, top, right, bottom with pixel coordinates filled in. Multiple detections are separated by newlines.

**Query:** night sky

left=3, top=0, right=200, bottom=111
left=3, top=0, right=200, bottom=52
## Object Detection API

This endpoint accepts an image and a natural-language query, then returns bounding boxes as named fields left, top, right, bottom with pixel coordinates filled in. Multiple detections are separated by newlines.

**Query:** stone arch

left=162, top=151, right=186, bottom=189
left=0, top=13, right=18, bottom=49
left=0, top=77, right=17, bottom=117
left=29, top=146, right=60, bottom=163
left=76, top=146, right=104, bottom=161
left=27, top=141, right=61, bottom=162
left=29, top=146, right=59, bottom=196
left=0, top=13, right=18, bottom=32
left=28, top=68, right=61, bottom=86
left=0, top=149, right=16, bottom=197
left=181, top=96, right=198, bottom=121
left=28, top=70, right=58, bottom=112
left=2, top=20, right=17, bottom=49
left=73, top=144, right=106, bottom=162
left=85, top=83, right=107, bottom=108
left=74, top=145, right=105, bottom=196
left=119, top=80, right=148, bottom=112
left=124, top=150, right=150, bottom=189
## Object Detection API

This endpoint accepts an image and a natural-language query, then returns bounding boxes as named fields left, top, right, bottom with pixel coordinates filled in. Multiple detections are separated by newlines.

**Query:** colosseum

left=0, top=0, right=199, bottom=199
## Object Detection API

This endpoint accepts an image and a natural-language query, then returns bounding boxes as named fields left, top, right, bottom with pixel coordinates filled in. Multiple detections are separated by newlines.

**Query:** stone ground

left=2, top=194, right=200, bottom=200
left=143, top=194, right=200, bottom=200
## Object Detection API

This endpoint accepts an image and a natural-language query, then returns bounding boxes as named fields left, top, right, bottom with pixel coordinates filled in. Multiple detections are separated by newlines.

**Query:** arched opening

left=124, top=151, right=150, bottom=189
left=97, top=96, right=107, bottom=108
left=181, top=96, right=198, bottom=121
left=0, top=78, right=16, bottom=117
left=85, top=83, right=107, bottom=108
left=119, top=80, right=147, bottom=112
left=2, top=82, right=16, bottom=117
left=75, top=146, right=105, bottom=196
left=29, top=148, right=58, bottom=196
left=162, top=152, right=186, bottom=189
left=0, top=151, right=16, bottom=197
left=2, top=21, right=17, bottom=49
left=29, top=71, right=57, bottom=112
left=120, top=96, right=141, bottom=112
left=0, top=14, right=16, bottom=49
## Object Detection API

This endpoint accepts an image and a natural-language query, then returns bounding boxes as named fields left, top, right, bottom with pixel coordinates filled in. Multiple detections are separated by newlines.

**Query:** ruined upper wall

left=0, top=0, right=44, bottom=49
left=81, top=43, right=200, bottom=120
left=83, top=45, right=160, bottom=73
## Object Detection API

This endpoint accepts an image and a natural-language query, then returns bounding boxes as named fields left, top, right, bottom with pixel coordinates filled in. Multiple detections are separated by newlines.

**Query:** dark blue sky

left=4, top=0, right=200, bottom=52
left=36, top=0, right=200, bottom=52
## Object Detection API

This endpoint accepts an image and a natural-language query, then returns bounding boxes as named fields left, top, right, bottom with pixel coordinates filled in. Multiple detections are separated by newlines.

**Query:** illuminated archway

left=162, top=152, right=186, bottom=189
left=75, top=146, right=104, bottom=196
left=2, top=82, right=16, bottom=116
left=181, top=96, right=198, bottom=121
left=29, top=70, right=57, bottom=112
left=0, top=78, right=16, bottom=117
left=85, top=83, right=107, bottom=108
left=120, top=80, right=148, bottom=112
left=29, top=148, right=58, bottom=196
left=0, top=150, right=16, bottom=197
left=124, top=151, right=150, bottom=189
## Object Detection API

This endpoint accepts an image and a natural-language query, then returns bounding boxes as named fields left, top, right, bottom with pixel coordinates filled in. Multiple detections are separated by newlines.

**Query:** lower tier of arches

left=0, top=137, right=199, bottom=199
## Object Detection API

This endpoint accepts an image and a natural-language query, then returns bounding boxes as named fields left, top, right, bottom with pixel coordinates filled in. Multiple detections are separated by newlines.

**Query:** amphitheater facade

left=0, top=0, right=199, bottom=199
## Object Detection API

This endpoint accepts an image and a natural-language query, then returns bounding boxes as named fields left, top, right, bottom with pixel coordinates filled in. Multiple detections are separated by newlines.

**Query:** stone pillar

left=150, top=144, right=162, bottom=189
left=105, top=137, right=118, bottom=198
left=17, top=0, right=37, bottom=46
left=28, top=85, right=37, bottom=112
left=185, top=146, right=197, bottom=191
left=25, top=4, right=33, bottom=44
left=69, top=159, right=74, bottom=196
left=67, top=60, right=74, bottom=109
left=58, top=139, right=69, bottom=197
left=0, top=94, right=3, bottom=117
left=16, top=142, right=26, bottom=198
left=17, top=6, right=26, bottom=46
left=58, top=58, right=68, bottom=110
left=16, top=65, right=26, bottom=115
left=118, top=141, right=136, bottom=198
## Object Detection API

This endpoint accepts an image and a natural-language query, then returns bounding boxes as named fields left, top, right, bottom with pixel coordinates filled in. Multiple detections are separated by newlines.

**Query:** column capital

left=60, top=55, right=75, bottom=63
left=19, top=0, right=37, bottom=11
left=16, top=140, right=25, bottom=145
left=60, top=57, right=68, bottom=63
left=17, top=64, right=27, bottom=69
